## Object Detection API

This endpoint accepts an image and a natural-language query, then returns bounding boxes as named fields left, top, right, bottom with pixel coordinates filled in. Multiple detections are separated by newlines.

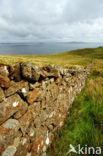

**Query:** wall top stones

left=0, top=62, right=91, bottom=156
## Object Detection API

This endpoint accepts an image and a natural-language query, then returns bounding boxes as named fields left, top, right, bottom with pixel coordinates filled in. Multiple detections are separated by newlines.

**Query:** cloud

left=0, top=0, right=103, bottom=42
left=63, top=0, right=103, bottom=23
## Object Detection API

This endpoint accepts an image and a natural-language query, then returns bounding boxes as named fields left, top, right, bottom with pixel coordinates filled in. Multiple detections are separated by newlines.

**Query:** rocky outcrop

left=0, top=62, right=91, bottom=156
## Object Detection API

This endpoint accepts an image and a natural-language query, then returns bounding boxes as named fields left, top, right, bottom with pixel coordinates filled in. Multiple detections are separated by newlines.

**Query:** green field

left=0, top=47, right=103, bottom=156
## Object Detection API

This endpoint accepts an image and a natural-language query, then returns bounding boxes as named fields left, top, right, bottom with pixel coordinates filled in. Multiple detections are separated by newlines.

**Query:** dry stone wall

left=0, top=62, right=90, bottom=156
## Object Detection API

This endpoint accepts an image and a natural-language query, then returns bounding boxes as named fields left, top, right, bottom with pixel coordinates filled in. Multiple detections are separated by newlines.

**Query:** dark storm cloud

left=0, top=0, right=103, bottom=42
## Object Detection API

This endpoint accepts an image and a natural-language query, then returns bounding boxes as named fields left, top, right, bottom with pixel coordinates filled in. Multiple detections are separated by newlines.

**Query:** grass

left=0, top=46, right=103, bottom=156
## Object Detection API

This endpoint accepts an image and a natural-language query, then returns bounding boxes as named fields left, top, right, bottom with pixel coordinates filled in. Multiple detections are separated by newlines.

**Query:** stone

left=2, top=146, right=17, bottom=156
left=0, top=119, right=21, bottom=155
left=5, top=80, right=28, bottom=97
left=2, top=119, right=20, bottom=131
left=50, top=84, right=59, bottom=101
left=29, top=82, right=41, bottom=90
left=26, top=152, right=31, bottom=156
left=49, top=69, right=60, bottom=78
left=31, top=127, right=48, bottom=155
left=19, top=110, right=35, bottom=135
left=21, top=62, right=32, bottom=80
left=43, top=65, right=53, bottom=72
left=0, top=64, right=9, bottom=77
left=0, top=87, right=5, bottom=102
left=0, top=64, right=10, bottom=89
left=10, top=62, right=21, bottom=82
left=14, top=135, right=30, bottom=156
left=45, top=118, right=57, bottom=128
left=55, top=77, right=62, bottom=84
left=14, top=101, right=28, bottom=119
left=41, top=81, right=47, bottom=89
left=48, top=124, right=54, bottom=131
left=26, top=88, right=40, bottom=105
left=40, top=69, right=48, bottom=79
left=49, top=78, right=54, bottom=83
left=29, top=102, right=41, bottom=115
left=0, top=75, right=11, bottom=88
left=32, top=135, right=43, bottom=155
left=18, top=83, right=29, bottom=97
left=38, top=113, right=47, bottom=124
left=41, top=99, right=46, bottom=109
left=0, top=94, right=26, bottom=124
left=32, top=65, right=41, bottom=81
left=28, top=128, right=35, bottom=137
left=33, top=118, right=41, bottom=128
left=14, top=137, right=20, bottom=147
left=21, top=62, right=40, bottom=82
left=42, top=152, right=46, bottom=156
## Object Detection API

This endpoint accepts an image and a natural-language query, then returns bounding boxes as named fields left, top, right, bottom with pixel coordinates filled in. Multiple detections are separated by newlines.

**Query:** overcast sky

left=0, top=0, right=103, bottom=43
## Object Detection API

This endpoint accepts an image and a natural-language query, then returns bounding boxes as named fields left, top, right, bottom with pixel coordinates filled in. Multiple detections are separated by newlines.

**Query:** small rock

left=29, top=82, right=41, bottom=90
left=21, top=62, right=40, bottom=82
left=40, top=69, right=48, bottom=79
left=14, top=101, right=28, bottom=119
left=55, top=77, right=62, bottom=84
left=5, top=80, right=28, bottom=97
left=19, top=110, right=34, bottom=135
left=0, top=75, right=10, bottom=88
left=0, top=64, right=9, bottom=77
left=0, top=94, right=26, bottom=124
left=2, top=146, right=17, bottom=156
left=10, top=63, right=22, bottom=82
left=0, top=87, right=5, bottom=102
left=48, top=125, right=54, bottom=131
left=26, top=88, right=40, bottom=105
left=43, top=65, right=52, bottom=72
left=49, top=69, right=60, bottom=78
left=26, top=152, right=31, bottom=156
left=3, top=119, right=20, bottom=131
left=0, top=119, right=21, bottom=155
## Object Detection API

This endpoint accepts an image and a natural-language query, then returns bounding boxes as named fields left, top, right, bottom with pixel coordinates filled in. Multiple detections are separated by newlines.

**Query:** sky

left=0, top=0, right=103, bottom=43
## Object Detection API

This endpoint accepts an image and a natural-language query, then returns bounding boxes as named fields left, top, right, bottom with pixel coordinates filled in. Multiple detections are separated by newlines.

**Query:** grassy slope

left=0, top=47, right=103, bottom=155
